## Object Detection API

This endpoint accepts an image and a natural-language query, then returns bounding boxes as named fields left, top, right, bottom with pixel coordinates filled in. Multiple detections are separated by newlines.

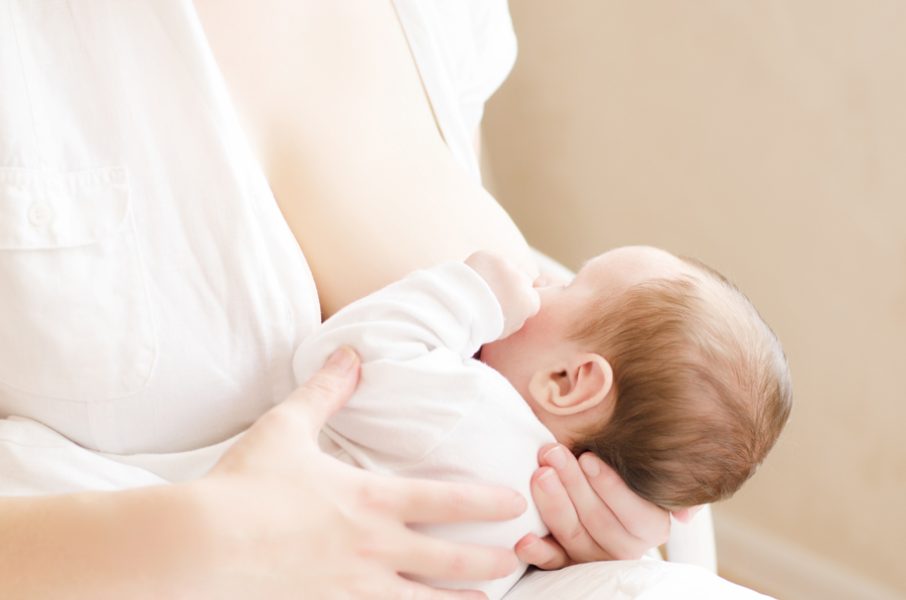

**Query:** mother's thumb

left=286, top=347, right=361, bottom=435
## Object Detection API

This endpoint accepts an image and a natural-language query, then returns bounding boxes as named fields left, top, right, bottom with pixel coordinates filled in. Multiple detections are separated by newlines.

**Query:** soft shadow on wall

left=482, top=2, right=906, bottom=599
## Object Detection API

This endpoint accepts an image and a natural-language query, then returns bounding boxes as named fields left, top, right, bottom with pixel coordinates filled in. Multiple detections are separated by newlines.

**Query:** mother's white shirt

left=0, top=1, right=515, bottom=454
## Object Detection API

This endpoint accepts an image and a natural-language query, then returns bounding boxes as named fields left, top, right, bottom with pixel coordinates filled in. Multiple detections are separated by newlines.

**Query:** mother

left=0, top=1, right=671, bottom=596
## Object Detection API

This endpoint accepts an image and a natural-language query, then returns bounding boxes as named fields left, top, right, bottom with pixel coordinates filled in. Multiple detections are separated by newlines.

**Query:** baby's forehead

left=580, top=249, right=749, bottom=328
left=582, top=246, right=689, bottom=287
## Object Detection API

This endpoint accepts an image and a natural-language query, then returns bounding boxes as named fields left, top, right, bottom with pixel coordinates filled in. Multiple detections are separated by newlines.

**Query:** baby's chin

left=478, top=339, right=531, bottom=398
left=476, top=338, right=508, bottom=372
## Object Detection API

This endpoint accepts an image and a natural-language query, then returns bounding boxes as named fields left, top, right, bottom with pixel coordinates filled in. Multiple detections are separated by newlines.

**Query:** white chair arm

left=666, top=505, right=717, bottom=572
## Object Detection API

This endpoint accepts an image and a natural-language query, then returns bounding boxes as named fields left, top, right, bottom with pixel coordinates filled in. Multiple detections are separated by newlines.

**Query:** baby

left=292, top=245, right=792, bottom=597
left=484, top=246, right=793, bottom=508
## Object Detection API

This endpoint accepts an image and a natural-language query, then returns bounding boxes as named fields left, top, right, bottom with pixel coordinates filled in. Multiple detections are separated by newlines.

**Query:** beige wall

left=482, top=1, right=906, bottom=596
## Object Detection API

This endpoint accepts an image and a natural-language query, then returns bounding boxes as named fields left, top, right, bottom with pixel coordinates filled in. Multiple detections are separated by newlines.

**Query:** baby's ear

left=529, top=353, right=614, bottom=416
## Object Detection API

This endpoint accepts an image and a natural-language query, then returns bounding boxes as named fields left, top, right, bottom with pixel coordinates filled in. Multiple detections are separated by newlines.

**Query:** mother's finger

left=223, top=347, right=361, bottom=470
left=384, top=477, right=526, bottom=525
left=540, top=446, right=649, bottom=559
left=538, top=446, right=645, bottom=560
left=282, top=347, right=361, bottom=436
left=394, top=527, right=518, bottom=582
left=514, top=533, right=570, bottom=571
left=530, top=466, right=605, bottom=563
left=390, top=576, right=488, bottom=600
left=539, top=446, right=614, bottom=529
left=579, top=453, right=670, bottom=547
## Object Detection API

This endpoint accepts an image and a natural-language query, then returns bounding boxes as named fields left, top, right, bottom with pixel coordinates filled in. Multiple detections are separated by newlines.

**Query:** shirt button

left=28, top=202, right=54, bottom=227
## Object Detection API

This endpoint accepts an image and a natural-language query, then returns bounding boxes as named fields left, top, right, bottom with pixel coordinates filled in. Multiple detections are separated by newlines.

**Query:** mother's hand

left=197, top=348, right=525, bottom=599
left=515, top=444, right=674, bottom=568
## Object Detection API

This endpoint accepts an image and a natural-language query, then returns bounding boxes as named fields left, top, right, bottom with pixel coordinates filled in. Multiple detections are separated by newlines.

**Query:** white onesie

left=294, top=261, right=555, bottom=598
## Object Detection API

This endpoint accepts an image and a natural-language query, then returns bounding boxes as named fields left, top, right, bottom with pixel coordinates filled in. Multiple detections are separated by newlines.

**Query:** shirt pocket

left=0, top=167, right=157, bottom=402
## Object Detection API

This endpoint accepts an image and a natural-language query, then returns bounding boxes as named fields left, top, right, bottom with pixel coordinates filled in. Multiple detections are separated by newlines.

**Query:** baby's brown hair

left=570, top=258, right=792, bottom=509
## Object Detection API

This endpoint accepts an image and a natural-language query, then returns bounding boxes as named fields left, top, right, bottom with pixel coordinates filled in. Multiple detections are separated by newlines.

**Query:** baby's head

left=480, top=246, right=792, bottom=510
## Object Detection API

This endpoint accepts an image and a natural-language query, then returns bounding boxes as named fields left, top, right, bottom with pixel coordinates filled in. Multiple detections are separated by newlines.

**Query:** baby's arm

left=292, top=253, right=541, bottom=473
left=293, top=253, right=537, bottom=382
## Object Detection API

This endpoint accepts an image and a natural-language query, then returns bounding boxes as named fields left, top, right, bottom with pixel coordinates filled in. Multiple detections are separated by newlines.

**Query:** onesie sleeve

left=451, top=0, right=519, bottom=137
left=291, top=262, right=505, bottom=466
left=292, top=261, right=504, bottom=383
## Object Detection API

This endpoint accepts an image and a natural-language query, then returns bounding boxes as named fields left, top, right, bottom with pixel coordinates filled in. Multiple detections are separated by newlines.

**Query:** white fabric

left=668, top=505, right=718, bottom=572
left=0, top=1, right=320, bottom=454
left=0, top=417, right=166, bottom=495
left=391, top=0, right=518, bottom=181
left=292, top=262, right=555, bottom=599
left=503, top=560, right=774, bottom=600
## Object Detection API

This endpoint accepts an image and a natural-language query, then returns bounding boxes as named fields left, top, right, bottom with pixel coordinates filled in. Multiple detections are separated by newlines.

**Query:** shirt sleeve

left=391, top=0, right=517, bottom=179
left=444, top=0, right=519, bottom=136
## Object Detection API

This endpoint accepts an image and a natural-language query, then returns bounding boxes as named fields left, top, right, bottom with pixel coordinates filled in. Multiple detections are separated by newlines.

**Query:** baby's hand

left=465, top=251, right=540, bottom=339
